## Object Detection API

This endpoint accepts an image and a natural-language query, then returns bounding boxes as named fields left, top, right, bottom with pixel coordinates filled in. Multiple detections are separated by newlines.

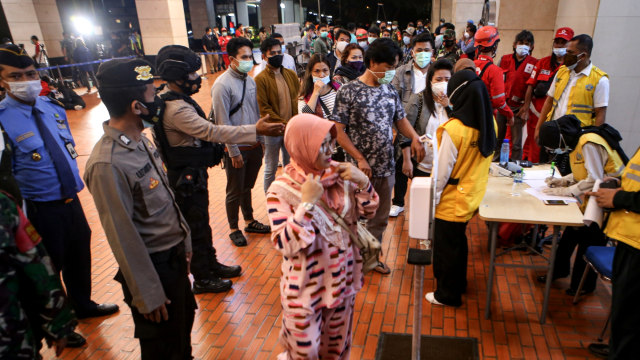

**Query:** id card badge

left=65, top=142, right=78, bottom=159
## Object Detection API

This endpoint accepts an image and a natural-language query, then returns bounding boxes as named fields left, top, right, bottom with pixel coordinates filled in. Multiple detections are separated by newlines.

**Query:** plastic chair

left=573, top=246, right=615, bottom=341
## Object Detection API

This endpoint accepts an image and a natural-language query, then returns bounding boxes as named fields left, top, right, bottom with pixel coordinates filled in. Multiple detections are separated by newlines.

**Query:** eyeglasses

left=320, top=139, right=337, bottom=154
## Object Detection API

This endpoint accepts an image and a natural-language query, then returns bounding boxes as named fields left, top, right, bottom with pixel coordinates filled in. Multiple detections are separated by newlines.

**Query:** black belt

left=446, top=178, right=459, bottom=186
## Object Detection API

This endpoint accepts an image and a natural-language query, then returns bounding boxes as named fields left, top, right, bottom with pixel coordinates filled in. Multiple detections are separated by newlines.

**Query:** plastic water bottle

left=500, top=139, right=510, bottom=167
left=511, top=169, right=523, bottom=196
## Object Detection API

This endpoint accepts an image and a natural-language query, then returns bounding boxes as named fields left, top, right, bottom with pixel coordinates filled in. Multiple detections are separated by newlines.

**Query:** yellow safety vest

left=570, top=133, right=624, bottom=182
left=435, top=118, right=493, bottom=222
left=605, top=149, right=640, bottom=249
left=547, top=65, right=608, bottom=127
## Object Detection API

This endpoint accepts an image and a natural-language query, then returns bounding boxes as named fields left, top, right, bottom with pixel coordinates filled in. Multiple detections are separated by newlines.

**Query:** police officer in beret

left=153, top=45, right=283, bottom=294
left=84, top=58, right=196, bottom=359
left=0, top=44, right=118, bottom=343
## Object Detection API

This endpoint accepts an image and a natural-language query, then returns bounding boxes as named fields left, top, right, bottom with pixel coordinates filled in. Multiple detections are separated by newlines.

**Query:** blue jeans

left=263, top=136, right=290, bottom=193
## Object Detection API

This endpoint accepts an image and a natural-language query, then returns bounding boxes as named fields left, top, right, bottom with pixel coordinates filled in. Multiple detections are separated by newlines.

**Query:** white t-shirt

left=546, top=62, right=609, bottom=120
left=412, top=66, right=428, bottom=94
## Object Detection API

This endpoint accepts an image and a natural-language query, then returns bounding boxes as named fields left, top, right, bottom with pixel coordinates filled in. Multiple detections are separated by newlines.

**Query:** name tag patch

left=136, top=163, right=152, bottom=178
left=524, top=63, right=534, bottom=74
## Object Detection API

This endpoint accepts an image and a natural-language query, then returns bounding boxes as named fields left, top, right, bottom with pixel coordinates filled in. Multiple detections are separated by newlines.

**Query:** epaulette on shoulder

left=40, top=96, right=65, bottom=109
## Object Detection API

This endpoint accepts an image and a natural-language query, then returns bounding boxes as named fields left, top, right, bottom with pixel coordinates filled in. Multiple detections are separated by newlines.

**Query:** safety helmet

left=156, top=45, right=202, bottom=81
left=356, top=28, right=368, bottom=40
left=474, top=25, right=500, bottom=48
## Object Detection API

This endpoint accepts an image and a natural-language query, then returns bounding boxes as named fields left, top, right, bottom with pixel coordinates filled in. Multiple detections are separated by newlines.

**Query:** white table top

left=479, top=166, right=584, bottom=226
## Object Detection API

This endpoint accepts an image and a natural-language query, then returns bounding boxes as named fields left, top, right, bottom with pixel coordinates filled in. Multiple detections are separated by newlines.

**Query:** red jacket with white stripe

left=474, top=55, right=514, bottom=118
left=499, top=53, right=538, bottom=108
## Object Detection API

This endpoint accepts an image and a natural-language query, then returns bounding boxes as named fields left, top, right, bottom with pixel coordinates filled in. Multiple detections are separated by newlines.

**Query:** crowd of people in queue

left=0, top=15, right=638, bottom=360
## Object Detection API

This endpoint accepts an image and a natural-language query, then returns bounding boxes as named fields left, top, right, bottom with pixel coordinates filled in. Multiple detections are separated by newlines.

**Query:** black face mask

left=180, top=76, right=202, bottom=95
left=139, top=96, right=163, bottom=124
left=267, top=54, right=284, bottom=68
left=444, top=39, right=454, bottom=47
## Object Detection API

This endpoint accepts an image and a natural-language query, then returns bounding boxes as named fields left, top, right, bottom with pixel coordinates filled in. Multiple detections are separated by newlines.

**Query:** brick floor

left=40, top=72, right=605, bottom=359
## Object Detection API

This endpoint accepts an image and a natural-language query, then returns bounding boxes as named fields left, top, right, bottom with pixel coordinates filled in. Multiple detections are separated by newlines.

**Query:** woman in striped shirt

left=266, top=114, right=379, bottom=360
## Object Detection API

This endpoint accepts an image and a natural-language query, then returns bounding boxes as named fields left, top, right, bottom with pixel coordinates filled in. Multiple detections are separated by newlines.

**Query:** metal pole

left=412, top=264, right=424, bottom=360
left=299, top=0, right=304, bottom=25
left=317, top=0, right=321, bottom=22
left=439, top=0, right=442, bottom=21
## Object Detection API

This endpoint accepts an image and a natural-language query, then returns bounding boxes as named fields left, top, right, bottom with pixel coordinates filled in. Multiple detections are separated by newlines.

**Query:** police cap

left=156, top=45, right=201, bottom=81
left=0, top=44, right=35, bottom=68
left=96, top=58, right=155, bottom=89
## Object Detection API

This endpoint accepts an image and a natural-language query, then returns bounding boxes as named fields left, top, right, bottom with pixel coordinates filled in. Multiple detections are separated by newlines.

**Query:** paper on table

left=524, top=186, right=578, bottom=202
left=523, top=169, right=560, bottom=180
left=583, top=179, right=603, bottom=228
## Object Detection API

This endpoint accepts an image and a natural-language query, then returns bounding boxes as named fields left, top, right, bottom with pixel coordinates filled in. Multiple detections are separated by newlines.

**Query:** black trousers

left=25, top=195, right=94, bottom=312
left=168, top=167, right=217, bottom=282
left=433, top=218, right=468, bottom=306
left=223, top=147, right=263, bottom=229
left=115, top=243, right=196, bottom=360
left=551, top=224, right=607, bottom=292
left=610, top=242, right=640, bottom=359
left=392, top=153, right=430, bottom=207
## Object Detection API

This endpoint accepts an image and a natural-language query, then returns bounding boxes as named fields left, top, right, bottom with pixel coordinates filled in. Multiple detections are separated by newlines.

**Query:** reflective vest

left=435, top=118, right=493, bottom=222
left=547, top=65, right=608, bottom=126
left=605, top=149, right=640, bottom=249
left=570, top=133, right=624, bottom=212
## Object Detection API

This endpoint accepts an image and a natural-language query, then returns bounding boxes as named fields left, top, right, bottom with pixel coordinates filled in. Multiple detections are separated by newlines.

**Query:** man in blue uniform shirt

left=0, top=44, right=118, bottom=332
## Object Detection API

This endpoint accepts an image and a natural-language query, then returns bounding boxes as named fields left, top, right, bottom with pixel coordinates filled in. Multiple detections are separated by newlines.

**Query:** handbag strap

left=316, top=200, right=359, bottom=243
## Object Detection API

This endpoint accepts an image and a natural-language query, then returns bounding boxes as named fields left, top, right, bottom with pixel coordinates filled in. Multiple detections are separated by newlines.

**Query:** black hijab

left=447, top=70, right=496, bottom=157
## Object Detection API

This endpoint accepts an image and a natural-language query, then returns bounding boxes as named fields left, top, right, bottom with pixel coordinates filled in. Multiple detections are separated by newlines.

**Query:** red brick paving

left=39, top=72, right=605, bottom=359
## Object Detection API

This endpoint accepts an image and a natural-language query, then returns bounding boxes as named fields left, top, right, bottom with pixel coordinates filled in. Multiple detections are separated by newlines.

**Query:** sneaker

left=425, top=292, right=445, bottom=306
left=74, top=105, right=84, bottom=111
left=389, top=205, right=404, bottom=217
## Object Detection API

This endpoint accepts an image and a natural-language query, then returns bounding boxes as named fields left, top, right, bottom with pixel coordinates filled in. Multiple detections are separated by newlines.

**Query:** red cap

left=554, top=27, right=574, bottom=41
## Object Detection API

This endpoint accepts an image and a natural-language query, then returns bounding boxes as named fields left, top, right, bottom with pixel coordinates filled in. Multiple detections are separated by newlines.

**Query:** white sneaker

left=425, top=292, right=444, bottom=306
left=74, top=105, right=83, bottom=111
left=389, top=205, right=404, bottom=217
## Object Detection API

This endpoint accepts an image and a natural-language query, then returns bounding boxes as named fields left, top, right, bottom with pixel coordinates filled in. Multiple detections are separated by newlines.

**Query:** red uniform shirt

left=526, top=55, right=561, bottom=112
left=474, top=55, right=514, bottom=118
left=499, top=53, right=537, bottom=108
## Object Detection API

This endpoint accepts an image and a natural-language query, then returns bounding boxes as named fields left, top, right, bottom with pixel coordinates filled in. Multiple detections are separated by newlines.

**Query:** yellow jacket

left=605, top=150, right=640, bottom=249
left=435, top=118, right=493, bottom=222
left=570, top=133, right=624, bottom=182
left=547, top=65, right=608, bottom=126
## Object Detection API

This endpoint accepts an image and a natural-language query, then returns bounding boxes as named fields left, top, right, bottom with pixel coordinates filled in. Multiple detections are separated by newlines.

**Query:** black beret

left=539, top=115, right=582, bottom=149
left=156, top=45, right=201, bottom=81
left=96, top=58, right=155, bottom=89
left=0, top=44, right=35, bottom=68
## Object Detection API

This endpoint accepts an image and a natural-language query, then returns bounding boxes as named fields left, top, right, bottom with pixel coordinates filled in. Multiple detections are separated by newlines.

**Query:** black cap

left=96, top=58, right=155, bottom=89
left=0, top=44, right=35, bottom=68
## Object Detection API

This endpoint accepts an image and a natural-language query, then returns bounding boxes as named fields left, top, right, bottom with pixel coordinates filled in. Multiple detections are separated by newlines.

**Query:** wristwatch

left=301, top=202, right=316, bottom=211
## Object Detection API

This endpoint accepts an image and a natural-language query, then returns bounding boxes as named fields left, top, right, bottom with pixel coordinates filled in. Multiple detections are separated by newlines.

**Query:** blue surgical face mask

left=234, top=57, right=253, bottom=73
left=370, top=69, right=396, bottom=85
left=414, top=51, right=432, bottom=68
left=313, top=75, right=331, bottom=85
left=320, top=31, right=328, bottom=38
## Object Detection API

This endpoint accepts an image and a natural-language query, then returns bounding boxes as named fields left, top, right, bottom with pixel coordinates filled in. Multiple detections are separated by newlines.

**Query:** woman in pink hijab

left=267, top=114, right=379, bottom=360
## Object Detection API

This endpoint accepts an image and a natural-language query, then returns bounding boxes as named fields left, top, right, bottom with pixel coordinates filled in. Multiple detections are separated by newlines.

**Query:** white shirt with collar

left=546, top=62, right=610, bottom=120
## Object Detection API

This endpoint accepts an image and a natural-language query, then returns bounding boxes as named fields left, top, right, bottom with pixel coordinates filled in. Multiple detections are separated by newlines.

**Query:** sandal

left=229, top=230, right=247, bottom=247
left=374, top=261, right=391, bottom=275
left=244, top=220, right=271, bottom=234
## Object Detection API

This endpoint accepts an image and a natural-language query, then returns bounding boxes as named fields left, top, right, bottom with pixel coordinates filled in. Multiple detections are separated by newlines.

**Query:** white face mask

left=552, top=47, right=567, bottom=57
left=515, top=44, right=530, bottom=57
left=7, top=80, right=42, bottom=103
left=403, top=36, right=411, bottom=45
left=358, top=41, right=368, bottom=49
left=431, top=81, right=448, bottom=97
left=313, top=75, right=331, bottom=85
left=336, top=41, right=349, bottom=53
left=464, top=32, right=470, bottom=39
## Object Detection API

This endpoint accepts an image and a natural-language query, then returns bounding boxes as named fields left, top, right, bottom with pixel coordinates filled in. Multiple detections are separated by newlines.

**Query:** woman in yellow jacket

left=426, top=70, right=496, bottom=307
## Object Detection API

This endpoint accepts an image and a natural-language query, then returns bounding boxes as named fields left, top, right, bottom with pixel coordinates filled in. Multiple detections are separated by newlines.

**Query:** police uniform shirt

left=0, top=95, right=83, bottom=201
left=546, top=63, right=610, bottom=120
left=83, top=121, right=192, bottom=314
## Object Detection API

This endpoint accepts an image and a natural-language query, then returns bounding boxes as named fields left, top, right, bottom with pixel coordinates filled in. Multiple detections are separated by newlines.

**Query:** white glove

left=542, top=186, right=573, bottom=197
left=545, top=175, right=573, bottom=187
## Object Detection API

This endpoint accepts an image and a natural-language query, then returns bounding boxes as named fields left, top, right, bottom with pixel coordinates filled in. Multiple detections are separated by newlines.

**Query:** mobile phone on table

left=543, top=199, right=568, bottom=205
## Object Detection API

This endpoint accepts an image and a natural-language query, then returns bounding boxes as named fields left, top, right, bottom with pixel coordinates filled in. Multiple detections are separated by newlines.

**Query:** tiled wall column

left=135, top=0, right=189, bottom=56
